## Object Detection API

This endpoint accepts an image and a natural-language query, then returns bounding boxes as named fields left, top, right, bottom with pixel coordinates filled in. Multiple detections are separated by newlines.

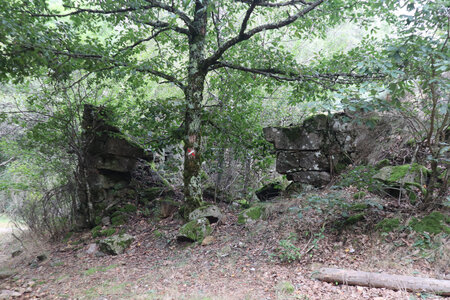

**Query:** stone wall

left=263, top=113, right=391, bottom=186
left=77, top=105, right=152, bottom=226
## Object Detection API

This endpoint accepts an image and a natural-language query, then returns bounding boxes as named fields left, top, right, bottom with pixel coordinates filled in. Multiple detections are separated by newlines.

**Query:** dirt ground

left=0, top=194, right=448, bottom=300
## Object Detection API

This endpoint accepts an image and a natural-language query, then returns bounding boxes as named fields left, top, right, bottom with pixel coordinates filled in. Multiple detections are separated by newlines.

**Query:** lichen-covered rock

left=189, top=205, right=222, bottom=223
left=177, top=218, right=212, bottom=242
left=277, top=151, right=328, bottom=173
left=98, top=234, right=134, bottom=255
left=287, top=171, right=331, bottom=186
left=373, top=164, right=429, bottom=188
left=263, top=127, right=325, bottom=150
left=237, top=205, right=265, bottom=224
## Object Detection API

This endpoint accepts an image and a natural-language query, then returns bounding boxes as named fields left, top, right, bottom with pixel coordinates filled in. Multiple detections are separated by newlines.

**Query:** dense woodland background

left=0, top=0, right=448, bottom=233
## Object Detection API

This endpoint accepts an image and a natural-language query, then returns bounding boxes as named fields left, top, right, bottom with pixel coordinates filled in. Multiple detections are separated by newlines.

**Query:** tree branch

left=26, top=2, right=191, bottom=35
left=210, top=61, right=385, bottom=85
left=203, top=0, right=324, bottom=67
left=113, top=29, right=169, bottom=57
left=29, top=47, right=186, bottom=90
left=236, top=0, right=311, bottom=7
left=143, top=0, right=194, bottom=30
left=239, top=0, right=258, bottom=37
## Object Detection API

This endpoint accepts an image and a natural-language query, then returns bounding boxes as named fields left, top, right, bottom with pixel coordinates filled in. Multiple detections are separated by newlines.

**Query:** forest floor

left=0, top=189, right=449, bottom=300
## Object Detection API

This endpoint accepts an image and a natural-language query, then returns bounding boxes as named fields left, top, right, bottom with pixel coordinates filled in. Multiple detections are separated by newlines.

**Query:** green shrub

left=276, top=238, right=302, bottom=263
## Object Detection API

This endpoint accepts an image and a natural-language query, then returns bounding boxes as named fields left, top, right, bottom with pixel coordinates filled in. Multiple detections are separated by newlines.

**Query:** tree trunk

left=182, top=0, right=209, bottom=218
left=315, top=268, right=450, bottom=296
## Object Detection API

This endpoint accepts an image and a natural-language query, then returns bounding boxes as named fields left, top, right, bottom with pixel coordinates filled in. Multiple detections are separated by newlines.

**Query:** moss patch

left=409, top=212, right=450, bottom=234
left=92, top=226, right=116, bottom=238
left=388, top=163, right=429, bottom=182
left=237, top=205, right=265, bottom=225
left=376, top=218, right=400, bottom=232
left=111, top=214, right=127, bottom=226
left=344, top=213, right=365, bottom=225
left=375, top=159, right=390, bottom=170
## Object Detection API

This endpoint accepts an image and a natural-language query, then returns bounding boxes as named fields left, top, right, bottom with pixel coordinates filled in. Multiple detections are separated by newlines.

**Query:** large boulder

left=188, top=205, right=222, bottom=223
left=263, top=127, right=325, bottom=150
left=373, top=164, right=429, bottom=188
left=98, top=234, right=134, bottom=255
left=177, top=218, right=212, bottom=242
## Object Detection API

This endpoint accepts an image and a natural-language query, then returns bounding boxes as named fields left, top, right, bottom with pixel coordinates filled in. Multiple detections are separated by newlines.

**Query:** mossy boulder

left=237, top=205, right=265, bottom=225
left=409, top=212, right=450, bottom=234
left=98, top=234, right=134, bottom=255
left=188, top=205, right=222, bottom=224
left=376, top=217, right=400, bottom=232
left=373, top=164, right=429, bottom=188
left=177, top=217, right=212, bottom=242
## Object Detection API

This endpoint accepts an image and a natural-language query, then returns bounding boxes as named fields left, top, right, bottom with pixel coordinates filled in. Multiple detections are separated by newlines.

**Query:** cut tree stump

left=314, top=268, right=450, bottom=296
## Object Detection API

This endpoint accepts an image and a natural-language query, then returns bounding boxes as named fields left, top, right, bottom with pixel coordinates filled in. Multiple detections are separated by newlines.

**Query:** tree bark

left=182, top=0, right=209, bottom=218
left=315, top=268, right=450, bottom=296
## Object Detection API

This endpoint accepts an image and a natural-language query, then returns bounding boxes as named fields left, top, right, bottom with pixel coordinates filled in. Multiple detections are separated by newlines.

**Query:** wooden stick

left=314, top=268, right=450, bottom=296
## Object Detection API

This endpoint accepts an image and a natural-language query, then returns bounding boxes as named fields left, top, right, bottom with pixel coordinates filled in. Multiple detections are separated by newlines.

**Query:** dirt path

left=0, top=200, right=447, bottom=300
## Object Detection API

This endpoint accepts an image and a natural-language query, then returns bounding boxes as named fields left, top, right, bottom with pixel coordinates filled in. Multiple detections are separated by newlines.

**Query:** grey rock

left=276, top=151, right=328, bottom=173
left=86, top=243, right=98, bottom=255
left=263, top=127, right=324, bottom=150
left=287, top=171, right=331, bottom=187
left=101, top=216, right=111, bottom=226
left=0, top=290, right=22, bottom=299
left=188, top=205, right=222, bottom=224
left=98, top=234, right=134, bottom=255
left=0, top=270, right=16, bottom=280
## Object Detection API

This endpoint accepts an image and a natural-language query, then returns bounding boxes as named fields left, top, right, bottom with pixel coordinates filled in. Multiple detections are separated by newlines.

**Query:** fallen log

left=314, top=268, right=450, bottom=296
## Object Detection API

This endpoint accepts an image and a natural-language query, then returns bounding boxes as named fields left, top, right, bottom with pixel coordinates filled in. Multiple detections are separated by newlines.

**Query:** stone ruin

left=76, top=104, right=152, bottom=227
left=263, top=113, right=392, bottom=187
